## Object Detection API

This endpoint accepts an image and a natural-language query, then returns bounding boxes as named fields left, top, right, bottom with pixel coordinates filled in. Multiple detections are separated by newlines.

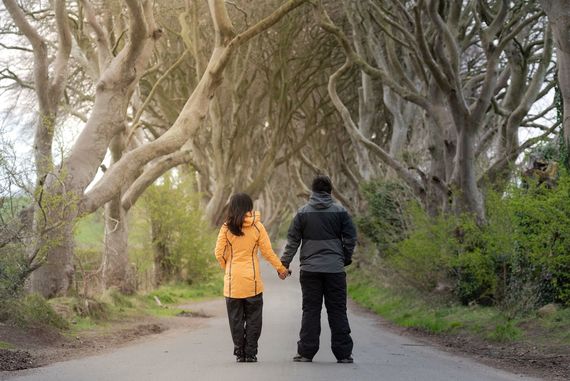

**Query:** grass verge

left=0, top=277, right=223, bottom=336
left=348, top=270, right=569, bottom=345
left=68, top=277, right=224, bottom=330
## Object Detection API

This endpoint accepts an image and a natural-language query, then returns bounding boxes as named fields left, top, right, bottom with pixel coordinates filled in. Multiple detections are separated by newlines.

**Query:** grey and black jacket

left=280, top=191, right=357, bottom=273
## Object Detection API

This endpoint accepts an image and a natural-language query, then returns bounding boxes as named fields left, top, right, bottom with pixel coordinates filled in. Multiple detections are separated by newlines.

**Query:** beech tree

left=133, top=2, right=342, bottom=226
left=320, top=0, right=556, bottom=222
left=2, top=0, right=308, bottom=297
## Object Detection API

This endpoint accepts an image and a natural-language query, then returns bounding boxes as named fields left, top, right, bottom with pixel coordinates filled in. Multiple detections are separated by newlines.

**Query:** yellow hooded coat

left=214, top=211, right=287, bottom=299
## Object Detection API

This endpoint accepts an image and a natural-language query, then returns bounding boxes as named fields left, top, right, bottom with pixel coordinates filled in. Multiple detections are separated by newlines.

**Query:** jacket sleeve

left=214, top=225, right=229, bottom=270
left=340, top=210, right=357, bottom=266
left=280, top=212, right=302, bottom=268
left=257, top=223, right=287, bottom=273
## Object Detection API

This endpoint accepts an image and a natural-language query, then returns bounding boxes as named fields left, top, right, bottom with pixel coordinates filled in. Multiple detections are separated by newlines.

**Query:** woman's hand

left=277, top=269, right=291, bottom=280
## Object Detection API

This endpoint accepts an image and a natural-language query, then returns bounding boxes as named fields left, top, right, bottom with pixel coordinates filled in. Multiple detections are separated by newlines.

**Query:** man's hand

left=278, top=269, right=292, bottom=280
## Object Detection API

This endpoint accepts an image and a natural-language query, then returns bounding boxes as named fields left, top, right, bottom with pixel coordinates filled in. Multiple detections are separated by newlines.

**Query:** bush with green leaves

left=388, top=206, right=457, bottom=291
left=502, top=172, right=570, bottom=307
left=358, top=171, right=570, bottom=310
left=139, top=172, right=217, bottom=286
left=356, top=181, right=413, bottom=256
left=0, top=293, right=68, bottom=329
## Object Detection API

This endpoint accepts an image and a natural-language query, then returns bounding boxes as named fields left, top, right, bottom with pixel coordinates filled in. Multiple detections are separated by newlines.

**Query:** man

left=281, top=175, right=357, bottom=363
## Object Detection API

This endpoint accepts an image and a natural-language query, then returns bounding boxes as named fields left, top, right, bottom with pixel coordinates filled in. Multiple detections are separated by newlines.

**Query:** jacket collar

left=243, top=211, right=261, bottom=227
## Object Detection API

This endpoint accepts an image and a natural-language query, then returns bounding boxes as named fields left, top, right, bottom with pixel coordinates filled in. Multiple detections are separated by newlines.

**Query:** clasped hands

left=278, top=268, right=292, bottom=280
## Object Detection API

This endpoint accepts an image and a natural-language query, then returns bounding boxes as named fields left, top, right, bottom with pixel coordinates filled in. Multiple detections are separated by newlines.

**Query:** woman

left=214, top=193, right=289, bottom=363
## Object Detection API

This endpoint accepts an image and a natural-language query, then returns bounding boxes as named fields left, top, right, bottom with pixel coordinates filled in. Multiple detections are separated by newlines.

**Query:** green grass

left=348, top=269, right=570, bottom=347
left=348, top=279, right=464, bottom=334
left=0, top=278, right=223, bottom=337
left=537, top=307, right=570, bottom=345
left=148, top=279, right=223, bottom=304
left=0, top=341, right=14, bottom=349
left=70, top=317, right=99, bottom=331
left=0, top=294, right=69, bottom=330
left=348, top=274, right=528, bottom=342
left=62, top=279, right=223, bottom=333
left=142, top=279, right=223, bottom=317
left=487, top=320, right=523, bottom=342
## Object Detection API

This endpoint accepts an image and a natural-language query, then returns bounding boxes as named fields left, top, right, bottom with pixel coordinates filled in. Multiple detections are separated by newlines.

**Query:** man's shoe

left=293, top=354, right=312, bottom=362
left=236, top=356, right=246, bottom=363
left=337, top=356, right=354, bottom=364
left=245, top=355, right=257, bottom=363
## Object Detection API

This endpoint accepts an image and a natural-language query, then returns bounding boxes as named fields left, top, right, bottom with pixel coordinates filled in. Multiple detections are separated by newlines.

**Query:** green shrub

left=454, top=249, right=496, bottom=305
left=0, top=245, right=28, bottom=301
left=357, top=181, right=413, bottom=256
left=389, top=207, right=457, bottom=292
left=0, top=294, right=68, bottom=330
left=501, top=171, right=570, bottom=307
left=139, top=173, right=217, bottom=286
left=358, top=169, right=570, bottom=309
left=487, top=320, right=523, bottom=342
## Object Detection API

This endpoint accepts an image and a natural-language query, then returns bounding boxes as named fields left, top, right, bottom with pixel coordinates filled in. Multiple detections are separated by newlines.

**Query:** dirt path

left=1, top=261, right=543, bottom=381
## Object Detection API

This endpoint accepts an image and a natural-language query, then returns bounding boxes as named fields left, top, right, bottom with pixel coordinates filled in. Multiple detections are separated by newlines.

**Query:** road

left=3, top=260, right=538, bottom=381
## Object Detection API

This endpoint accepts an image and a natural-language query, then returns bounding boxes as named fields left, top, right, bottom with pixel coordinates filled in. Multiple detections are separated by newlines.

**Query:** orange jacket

left=214, top=211, right=287, bottom=299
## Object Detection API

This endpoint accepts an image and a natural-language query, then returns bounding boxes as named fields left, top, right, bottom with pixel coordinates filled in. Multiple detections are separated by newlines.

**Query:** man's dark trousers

left=298, top=270, right=353, bottom=360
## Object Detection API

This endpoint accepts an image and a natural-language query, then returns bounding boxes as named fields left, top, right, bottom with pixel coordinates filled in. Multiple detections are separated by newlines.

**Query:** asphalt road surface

left=3, top=260, right=538, bottom=381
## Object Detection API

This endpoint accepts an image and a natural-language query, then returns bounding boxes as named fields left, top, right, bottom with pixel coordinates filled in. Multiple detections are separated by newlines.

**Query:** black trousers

left=225, top=293, right=263, bottom=357
left=298, top=271, right=353, bottom=360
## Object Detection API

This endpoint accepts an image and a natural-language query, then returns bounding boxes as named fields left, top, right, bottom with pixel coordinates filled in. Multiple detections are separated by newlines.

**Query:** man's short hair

left=311, top=175, right=333, bottom=194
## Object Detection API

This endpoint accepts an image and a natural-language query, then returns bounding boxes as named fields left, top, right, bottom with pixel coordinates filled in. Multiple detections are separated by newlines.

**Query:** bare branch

left=121, top=148, right=194, bottom=210
left=318, top=4, right=430, bottom=109
left=2, top=0, right=49, bottom=108
left=0, top=41, right=33, bottom=52
left=126, top=49, right=190, bottom=145
left=123, top=0, right=150, bottom=70
left=50, top=0, right=72, bottom=99
left=79, top=0, right=112, bottom=68
left=328, top=60, right=425, bottom=197
left=479, top=122, right=560, bottom=186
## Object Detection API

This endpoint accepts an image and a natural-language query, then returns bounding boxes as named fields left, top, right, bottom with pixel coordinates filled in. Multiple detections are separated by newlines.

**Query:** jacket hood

left=243, top=211, right=261, bottom=227
left=309, top=191, right=333, bottom=209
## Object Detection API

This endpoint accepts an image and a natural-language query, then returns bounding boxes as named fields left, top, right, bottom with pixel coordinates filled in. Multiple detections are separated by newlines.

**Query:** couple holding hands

left=214, top=176, right=357, bottom=364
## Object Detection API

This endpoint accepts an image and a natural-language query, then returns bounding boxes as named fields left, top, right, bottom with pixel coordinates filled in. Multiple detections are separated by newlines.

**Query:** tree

left=320, top=0, right=556, bottom=222
left=2, top=0, right=308, bottom=297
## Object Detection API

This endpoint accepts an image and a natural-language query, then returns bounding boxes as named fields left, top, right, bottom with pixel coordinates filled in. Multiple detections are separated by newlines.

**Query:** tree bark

left=151, top=218, right=170, bottom=287
left=540, top=1, right=570, bottom=146
left=452, top=125, right=485, bottom=223
left=102, top=133, right=133, bottom=293
left=103, top=195, right=131, bottom=293
left=29, top=180, right=76, bottom=297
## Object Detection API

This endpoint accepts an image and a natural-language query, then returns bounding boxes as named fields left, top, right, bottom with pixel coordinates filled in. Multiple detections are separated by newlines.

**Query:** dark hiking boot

left=337, top=356, right=354, bottom=364
left=245, top=355, right=257, bottom=363
left=236, top=356, right=246, bottom=363
left=293, top=354, right=312, bottom=362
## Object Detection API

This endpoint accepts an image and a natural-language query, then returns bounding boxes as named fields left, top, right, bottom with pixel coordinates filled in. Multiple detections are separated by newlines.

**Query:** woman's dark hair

left=226, top=193, right=253, bottom=236
left=311, top=175, right=333, bottom=194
